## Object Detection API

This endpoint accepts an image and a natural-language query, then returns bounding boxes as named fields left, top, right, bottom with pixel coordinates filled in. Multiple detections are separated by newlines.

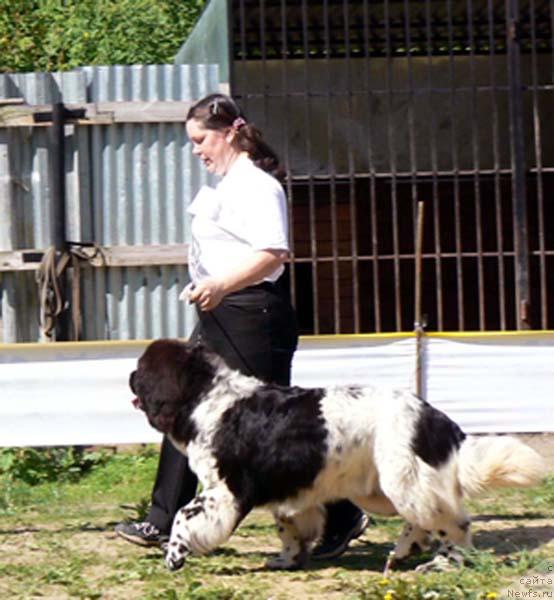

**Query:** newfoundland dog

left=129, top=338, right=544, bottom=572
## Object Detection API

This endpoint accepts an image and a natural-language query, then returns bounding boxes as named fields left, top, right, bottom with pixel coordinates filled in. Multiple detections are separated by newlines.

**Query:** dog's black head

left=130, top=339, right=215, bottom=440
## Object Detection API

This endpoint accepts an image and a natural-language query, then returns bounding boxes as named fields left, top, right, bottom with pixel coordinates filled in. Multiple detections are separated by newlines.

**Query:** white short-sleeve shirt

left=188, top=155, right=289, bottom=284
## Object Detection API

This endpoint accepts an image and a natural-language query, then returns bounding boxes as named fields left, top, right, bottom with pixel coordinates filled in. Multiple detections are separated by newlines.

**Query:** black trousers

left=146, top=281, right=298, bottom=532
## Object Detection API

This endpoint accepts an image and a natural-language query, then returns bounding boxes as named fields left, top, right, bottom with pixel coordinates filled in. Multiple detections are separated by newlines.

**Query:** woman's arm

left=188, top=249, right=288, bottom=311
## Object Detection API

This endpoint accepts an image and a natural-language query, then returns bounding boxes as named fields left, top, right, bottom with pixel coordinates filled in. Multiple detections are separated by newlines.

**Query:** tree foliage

left=0, top=0, right=206, bottom=73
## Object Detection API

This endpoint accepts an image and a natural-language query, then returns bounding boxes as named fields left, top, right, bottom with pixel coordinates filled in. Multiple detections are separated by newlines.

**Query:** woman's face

left=186, top=118, right=236, bottom=176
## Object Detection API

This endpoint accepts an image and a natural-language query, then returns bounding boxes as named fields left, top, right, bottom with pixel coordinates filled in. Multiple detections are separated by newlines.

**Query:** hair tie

left=232, top=117, right=246, bottom=130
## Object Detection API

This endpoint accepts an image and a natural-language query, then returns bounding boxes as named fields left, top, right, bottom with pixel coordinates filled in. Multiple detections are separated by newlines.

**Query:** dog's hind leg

left=165, top=485, right=242, bottom=571
left=267, top=506, right=325, bottom=570
left=415, top=511, right=472, bottom=572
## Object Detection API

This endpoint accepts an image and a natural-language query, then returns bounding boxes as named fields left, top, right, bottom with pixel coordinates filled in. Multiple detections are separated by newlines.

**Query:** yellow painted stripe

left=1, top=330, right=554, bottom=352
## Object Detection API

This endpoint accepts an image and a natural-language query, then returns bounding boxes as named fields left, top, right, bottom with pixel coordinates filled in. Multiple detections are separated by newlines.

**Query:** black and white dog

left=130, top=339, right=544, bottom=572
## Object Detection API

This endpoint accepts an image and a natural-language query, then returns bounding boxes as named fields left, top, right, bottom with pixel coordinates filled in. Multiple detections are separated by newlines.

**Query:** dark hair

left=186, top=93, right=284, bottom=180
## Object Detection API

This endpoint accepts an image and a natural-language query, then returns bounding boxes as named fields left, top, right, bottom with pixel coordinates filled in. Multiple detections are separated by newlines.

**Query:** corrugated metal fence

left=0, top=64, right=219, bottom=343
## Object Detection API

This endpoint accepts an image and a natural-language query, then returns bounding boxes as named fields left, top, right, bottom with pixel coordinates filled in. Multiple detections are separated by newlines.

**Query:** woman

left=115, top=93, right=366, bottom=560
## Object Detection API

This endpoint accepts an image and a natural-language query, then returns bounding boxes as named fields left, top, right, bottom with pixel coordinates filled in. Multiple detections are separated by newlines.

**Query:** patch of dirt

left=1, top=435, right=552, bottom=599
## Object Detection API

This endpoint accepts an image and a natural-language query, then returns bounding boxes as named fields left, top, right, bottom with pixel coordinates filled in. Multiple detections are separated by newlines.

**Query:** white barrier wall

left=0, top=333, right=553, bottom=446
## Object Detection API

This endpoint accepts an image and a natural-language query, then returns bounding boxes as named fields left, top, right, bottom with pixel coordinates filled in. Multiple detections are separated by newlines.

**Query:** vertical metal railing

left=363, top=0, right=382, bottom=333
left=301, top=0, right=320, bottom=334
left=488, top=0, right=508, bottom=331
left=230, top=0, right=552, bottom=335
left=343, top=0, right=361, bottom=333
left=529, top=0, right=547, bottom=329
left=506, top=0, right=531, bottom=329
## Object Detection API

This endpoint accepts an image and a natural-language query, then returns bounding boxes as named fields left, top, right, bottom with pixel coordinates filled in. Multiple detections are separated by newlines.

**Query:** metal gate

left=230, top=0, right=554, bottom=334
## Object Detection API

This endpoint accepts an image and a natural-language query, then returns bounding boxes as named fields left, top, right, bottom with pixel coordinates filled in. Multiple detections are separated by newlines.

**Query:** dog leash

left=186, top=282, right=257, bottom=377
left=205, top=310, right=257, bottom=377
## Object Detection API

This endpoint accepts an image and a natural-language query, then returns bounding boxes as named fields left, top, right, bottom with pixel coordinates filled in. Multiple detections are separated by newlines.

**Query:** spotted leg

left=415, top=514, right=472, bottom=572
left=393, top=522, right=433, bottom=560
left=165, top=484, right=242, bottom=571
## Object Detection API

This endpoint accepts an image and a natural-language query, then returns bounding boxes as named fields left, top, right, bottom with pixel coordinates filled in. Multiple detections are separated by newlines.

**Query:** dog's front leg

left=165, top=484, right=242, bottom=571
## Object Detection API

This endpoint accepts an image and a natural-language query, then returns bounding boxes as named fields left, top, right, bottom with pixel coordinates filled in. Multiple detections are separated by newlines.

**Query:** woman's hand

left=187, top=250, right=288, bottom=311
left=188, top=278, right=226, bottom=311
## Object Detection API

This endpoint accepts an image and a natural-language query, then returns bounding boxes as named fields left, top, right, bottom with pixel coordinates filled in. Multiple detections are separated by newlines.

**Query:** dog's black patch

left=410, top=542, right=423, bottom=554
left=211, top=385, right=328, bottom=514
left=411, top=399, right=466, bottom=467
left=182, top=496, right=206, bottom=519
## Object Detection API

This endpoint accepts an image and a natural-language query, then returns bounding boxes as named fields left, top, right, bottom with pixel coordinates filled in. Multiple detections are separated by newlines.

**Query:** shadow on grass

left=473, top=525, right=554, bottom=553
left=173, top=526, right=554, bottom=578
left=473, top=512, right=547, bottom=521
left=0, top=521, right=118, bottom=535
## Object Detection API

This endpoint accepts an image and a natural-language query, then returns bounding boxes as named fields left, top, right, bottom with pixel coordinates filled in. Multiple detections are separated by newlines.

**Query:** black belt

left=249, top=281, right=275, bottom=292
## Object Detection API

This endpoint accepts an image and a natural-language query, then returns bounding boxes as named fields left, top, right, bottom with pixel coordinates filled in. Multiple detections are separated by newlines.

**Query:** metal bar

left=446, top=0, right=465, bottom=330
left=363, top=0, right=381, bottom=332
left=291, top=250, right=521, bottom=263
left=301, top=0, right=319, bottom=334
left=425, top=0, right=443, bottom=330
left=551, top=0, right=554, bottom=84
left=323, top=0, right=341, bottom=334
left=529, top=0, right=547, bottom=328
left=467, top=0, right=486, bottom=330
left=280, top=0, right=297, bottom=314
left=286, top=167, right=554, bottom=181
left=488, top=0, right=507, bottom=330
left=384, top=0, right=402, bottom=331
left=51, top=103, right=67, bottom=254
left=403, top=0, right=422, bottom=330
left=506, top=0, right=531, bottom=329
left=49, top=102, right=69, bottom=341
left=343, top=0, right=360, bottom=333
left=227, top=0, right=236, bottom=92
left=238, top=0, right=249, bottom=114
left=259, top=0, right=268, bottom=133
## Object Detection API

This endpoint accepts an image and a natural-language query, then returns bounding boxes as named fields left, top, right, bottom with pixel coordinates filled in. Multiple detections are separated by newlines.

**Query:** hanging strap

left=36, top=243, right=105, bottom=341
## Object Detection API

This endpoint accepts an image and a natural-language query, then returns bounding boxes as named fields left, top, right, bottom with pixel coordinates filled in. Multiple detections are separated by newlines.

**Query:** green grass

left=0, top=447, right=552, bottom=599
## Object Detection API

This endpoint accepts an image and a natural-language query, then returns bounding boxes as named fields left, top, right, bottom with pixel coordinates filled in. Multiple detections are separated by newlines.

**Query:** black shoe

left=311, top=513, right=370, bottom=560
left=114, top=521, right=168, bottom=548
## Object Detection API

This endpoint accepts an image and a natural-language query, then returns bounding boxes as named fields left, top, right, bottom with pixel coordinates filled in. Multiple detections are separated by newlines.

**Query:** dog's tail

left=458, top=435, right=545, bottom=497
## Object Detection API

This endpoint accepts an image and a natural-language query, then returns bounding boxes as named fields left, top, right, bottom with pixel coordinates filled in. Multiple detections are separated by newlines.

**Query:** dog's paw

left=414, top=554, right=453, bottom=573
left=265, top=555, right=302, bottom=571
left=165, top=550, right=186, bottom=571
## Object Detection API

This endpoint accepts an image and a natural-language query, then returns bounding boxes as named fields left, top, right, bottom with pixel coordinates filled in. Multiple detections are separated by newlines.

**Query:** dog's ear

left=129, top=370, right=137, bottom=394
left=172, top=341, right=216, bottom=402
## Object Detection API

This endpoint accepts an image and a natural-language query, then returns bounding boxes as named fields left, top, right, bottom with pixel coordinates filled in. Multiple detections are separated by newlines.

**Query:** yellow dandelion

left=384, top=591, right=394, bottom=600
left=485, top=593, right=498, bottom=600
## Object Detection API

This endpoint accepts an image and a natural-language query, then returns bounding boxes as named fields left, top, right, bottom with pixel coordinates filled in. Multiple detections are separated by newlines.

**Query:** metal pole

left=51, top=102, right=67, bottom=254
left=50, top=102, right=69, bottom=340
left=506, top=0, right=531, bottom=329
